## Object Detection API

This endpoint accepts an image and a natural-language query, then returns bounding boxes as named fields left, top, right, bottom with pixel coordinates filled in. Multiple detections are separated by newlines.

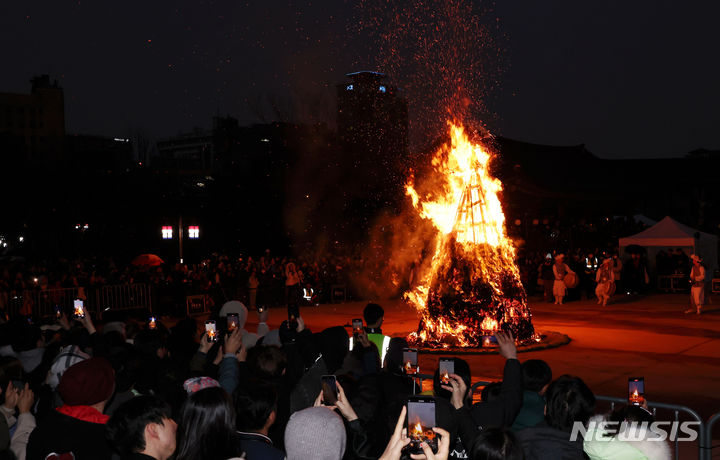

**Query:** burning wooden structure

left=405, top=123, right=535, bottom=348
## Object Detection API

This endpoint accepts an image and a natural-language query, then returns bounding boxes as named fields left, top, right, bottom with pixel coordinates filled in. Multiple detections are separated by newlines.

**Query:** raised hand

left=335, top=381, right=358, bottom=422
left=440, top=374, right=468, bottom=410
left=379, top=406, right=410, bottom=460
left=495, top=331, right=517, bottom=360
left=17, top=383, right=34, bottom=414
left=411, top=427, right=450, bottom=460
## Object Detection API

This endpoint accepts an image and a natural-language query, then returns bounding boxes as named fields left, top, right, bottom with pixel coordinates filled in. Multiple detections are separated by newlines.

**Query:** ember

left=405, top=123, right=535, bottom=348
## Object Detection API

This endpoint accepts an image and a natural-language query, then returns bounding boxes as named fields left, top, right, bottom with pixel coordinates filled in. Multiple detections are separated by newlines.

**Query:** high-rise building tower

left=336, top=71, right=408, bottom=210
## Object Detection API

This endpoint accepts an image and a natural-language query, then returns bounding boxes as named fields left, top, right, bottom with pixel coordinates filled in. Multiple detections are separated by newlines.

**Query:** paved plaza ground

left=245, top=292, right=720, bottom=458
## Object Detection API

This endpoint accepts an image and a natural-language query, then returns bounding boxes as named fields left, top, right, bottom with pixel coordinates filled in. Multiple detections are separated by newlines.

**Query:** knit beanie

left=284, top=407, right=347, bottom=460
left=57, top=357, right=115, bottom=406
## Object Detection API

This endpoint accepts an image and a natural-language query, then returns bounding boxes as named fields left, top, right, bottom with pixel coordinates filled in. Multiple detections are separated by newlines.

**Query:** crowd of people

left=0, top=252, right=365, bottom=316
left=0, top=301, right=674, bottom=460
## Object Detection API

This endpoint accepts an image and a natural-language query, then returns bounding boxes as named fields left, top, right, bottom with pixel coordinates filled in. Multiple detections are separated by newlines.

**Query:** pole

left=178, top=215, right=184, bottom=264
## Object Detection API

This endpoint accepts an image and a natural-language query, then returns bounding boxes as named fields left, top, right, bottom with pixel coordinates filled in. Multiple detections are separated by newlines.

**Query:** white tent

left=619, top=216, right=718, bottom=280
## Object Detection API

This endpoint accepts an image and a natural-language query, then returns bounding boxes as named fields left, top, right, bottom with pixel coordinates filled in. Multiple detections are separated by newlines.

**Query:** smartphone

left=352, top=318, right=363, bottom=337
left=148, top=316, right=157, bottom=330
left=54, top=305, right=63, bottom=320
left=11, top=380, right=25, bottom=391
left=321, top=375, right=338, bottom=406
left=403, top=348, right=419, bottom=375
left=227, top=313, right=239, bottom=332
left=407, top=396, right=438, bottom=455
left=439, top=358, right=455, bottom=384
left=73, top=299, right=85, bottom=319
left=288, top=304, right=300, bottom=323
left=628, top=377, right=645, bottom=406
left=205, top=320, right=218, bottom=342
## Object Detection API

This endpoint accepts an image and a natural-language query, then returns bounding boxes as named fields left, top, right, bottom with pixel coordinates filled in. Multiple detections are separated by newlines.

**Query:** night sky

left=2, top=0, right=719, bottom=159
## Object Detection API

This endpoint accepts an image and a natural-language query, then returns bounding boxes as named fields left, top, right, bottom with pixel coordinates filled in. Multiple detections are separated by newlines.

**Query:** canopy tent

left=619, top=216, right=718, bottom=280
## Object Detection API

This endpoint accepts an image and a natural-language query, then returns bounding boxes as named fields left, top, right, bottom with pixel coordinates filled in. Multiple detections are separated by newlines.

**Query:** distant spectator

left=363, top=303, right=390, bottom=363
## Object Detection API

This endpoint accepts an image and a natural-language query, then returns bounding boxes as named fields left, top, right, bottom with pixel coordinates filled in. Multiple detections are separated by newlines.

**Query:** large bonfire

left=405, top=122, right=535, bottom=348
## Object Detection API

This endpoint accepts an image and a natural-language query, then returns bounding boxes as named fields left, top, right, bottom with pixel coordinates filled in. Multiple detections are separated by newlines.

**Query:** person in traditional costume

left=595, top=258, right=615, bottom=306
left=684, top=254, right=706, bottom=315
left=552, top=254, right=574, bottom=305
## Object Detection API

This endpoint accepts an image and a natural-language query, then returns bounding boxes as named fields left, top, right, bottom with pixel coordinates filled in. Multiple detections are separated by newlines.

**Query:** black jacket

left=26, top=409, right=112, bottom=460
left=516, top=423, right=588, bottom=460
left=470, top=358, right=523, bottom=429
left=448, top=358, right=522, bottom=456
left=236, top=431, right=284, bottom=460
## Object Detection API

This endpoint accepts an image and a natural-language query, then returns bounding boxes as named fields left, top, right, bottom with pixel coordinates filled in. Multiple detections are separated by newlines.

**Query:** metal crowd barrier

left=0, top=284, right=152, bottom=319
left=94, top=284, right=152, bottom=314
left=705, top=412, right=720, bottom=460
left=596, top=395, right=707, bottom=460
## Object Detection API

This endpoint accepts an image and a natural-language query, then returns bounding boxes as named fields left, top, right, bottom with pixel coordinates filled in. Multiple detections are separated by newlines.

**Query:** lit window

left=188, top=226, right=200, bottom=239
left=162, top=226, right=173, bottom=239
left=378, top=85, right=386, bottom=93
left=346, top=84, right=354, bottom=91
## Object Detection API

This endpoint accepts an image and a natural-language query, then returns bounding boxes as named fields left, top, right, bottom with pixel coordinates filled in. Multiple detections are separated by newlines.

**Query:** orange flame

left=480, top=316, right=498, bottom=333
left=411, top=421, right=423, bottom=439
left=440, top=370, right=449, bottom=383
left=404, top=122, right=532, bottom=347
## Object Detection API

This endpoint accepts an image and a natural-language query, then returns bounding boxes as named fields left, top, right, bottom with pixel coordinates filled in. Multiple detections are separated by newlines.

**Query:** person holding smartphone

left=312, top=379, right=382, bottom=460
left=363, top=303, right=391, bottom=364
left=440, top=332, right=523, bottom=453
left=379, top=407, right=451, bottom=460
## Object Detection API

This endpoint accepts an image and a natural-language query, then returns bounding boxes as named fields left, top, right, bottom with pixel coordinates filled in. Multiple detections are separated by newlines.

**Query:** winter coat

left=583, top=415, right=671, bottom=460
left=26, top=407, right=112, bottom=460
left=470, top=359, right=523, bottom=429
left=516, top=422, right=587, bottom=460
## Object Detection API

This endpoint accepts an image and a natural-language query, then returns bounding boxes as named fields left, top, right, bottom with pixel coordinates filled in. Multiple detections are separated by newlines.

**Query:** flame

left=440, top=370, right=449, bottom=383
left=480, top=316, right=498, bottom=333
left=411, top=421, right=423, bottom=438
left=406, top=123, right=508, bottom=246
left=404, top=122, right=534, bottom=347
left=405, top=361, right=417, bottom=374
